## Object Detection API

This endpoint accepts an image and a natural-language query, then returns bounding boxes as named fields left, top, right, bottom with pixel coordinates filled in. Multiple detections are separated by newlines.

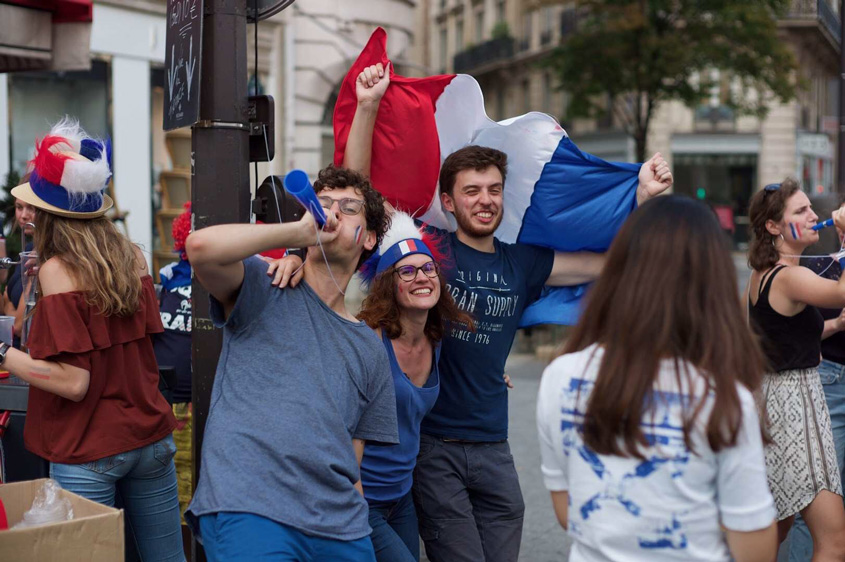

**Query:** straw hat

left=12, top=118, right=114, bottom=219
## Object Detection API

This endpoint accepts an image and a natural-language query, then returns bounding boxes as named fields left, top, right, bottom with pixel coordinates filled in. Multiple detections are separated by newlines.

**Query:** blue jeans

left=368, top=490, right=419, bottom=562
left=199, top=512, right=376, bottom=562
left=50, top=435, right=184, bottom=562
left=788, top=359, right=845, bottom=561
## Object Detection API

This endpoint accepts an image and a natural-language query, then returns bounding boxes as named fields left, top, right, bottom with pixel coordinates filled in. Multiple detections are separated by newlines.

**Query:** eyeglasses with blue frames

left=393, top=261, right=440, bottom=282
left=317, top=196, right=365, bottom=216
left=764, top=183, right=781, bottom=192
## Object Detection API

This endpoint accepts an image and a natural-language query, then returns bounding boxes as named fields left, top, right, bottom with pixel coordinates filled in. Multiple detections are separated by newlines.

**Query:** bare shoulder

left=776, top=264, right=821, bottom=286
left=769, top=264, right=840, bottom=309
left=38, top=257, right=79, bottom=296
left=132, top=245, right=149, bottom=277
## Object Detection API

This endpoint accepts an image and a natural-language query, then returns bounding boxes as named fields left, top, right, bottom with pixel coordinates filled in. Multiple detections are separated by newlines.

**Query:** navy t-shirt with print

left=421, top=231, right=553, bottom=441
left=153, top=284, right=192, bottom=403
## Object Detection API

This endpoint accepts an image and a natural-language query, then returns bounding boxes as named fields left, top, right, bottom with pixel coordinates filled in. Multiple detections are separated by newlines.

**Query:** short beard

left=453, top=207, right=502, bottom=238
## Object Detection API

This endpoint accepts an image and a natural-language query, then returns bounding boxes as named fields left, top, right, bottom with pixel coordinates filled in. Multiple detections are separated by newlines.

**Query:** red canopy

left=4, top=0, right=93, bottom=23
left=0, top=0, right=93, bottom=73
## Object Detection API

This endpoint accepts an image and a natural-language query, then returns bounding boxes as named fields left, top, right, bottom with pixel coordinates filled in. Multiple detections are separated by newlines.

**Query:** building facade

left=4, top=1, right=832, bottom=255
left=0, top=0, right=291, bottom=262
left=427, top=0, right=841, bottom=249
left=287, top=0, right=424, bottom=174
left=0, top=0, right=426, bottom=262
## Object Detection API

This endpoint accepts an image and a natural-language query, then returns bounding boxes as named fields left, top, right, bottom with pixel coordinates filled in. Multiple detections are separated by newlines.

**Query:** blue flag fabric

left=517, top=137, right=640, bottom=326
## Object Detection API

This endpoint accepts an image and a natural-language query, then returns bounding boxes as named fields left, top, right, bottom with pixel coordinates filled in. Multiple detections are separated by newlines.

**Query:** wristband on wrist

left=287, top=248, right=306, bottom=260
left=0, top=342, right=11, bottom=366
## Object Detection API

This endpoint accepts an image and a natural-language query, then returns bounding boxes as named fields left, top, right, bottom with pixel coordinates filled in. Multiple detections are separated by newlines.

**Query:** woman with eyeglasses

left=747, top=178, right=845, bottom=559
left=350, top=212, right=473, bottom=562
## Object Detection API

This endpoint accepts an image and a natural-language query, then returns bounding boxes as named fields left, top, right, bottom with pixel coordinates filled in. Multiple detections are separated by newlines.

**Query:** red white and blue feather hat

left=359, top=212, right=448, bottom=285
left=12, top=118, right=114, bottom=219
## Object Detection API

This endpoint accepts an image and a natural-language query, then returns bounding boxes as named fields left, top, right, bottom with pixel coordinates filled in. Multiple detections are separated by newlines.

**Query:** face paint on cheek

left=354, top=226, right=362, bottom=246
left=796, top=224, right=802, bottom=239
left=789, top=223, right=799, bottom=240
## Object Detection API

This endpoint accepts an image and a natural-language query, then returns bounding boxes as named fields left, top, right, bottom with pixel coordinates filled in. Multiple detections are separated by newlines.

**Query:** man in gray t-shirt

left=185, top=165, right=398, bottom=561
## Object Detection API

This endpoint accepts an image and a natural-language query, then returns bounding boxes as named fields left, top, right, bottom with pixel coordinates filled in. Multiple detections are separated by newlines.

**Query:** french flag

left=399, top=239, right=418, bottom=255
left=334, top=28, right=642, bottom=326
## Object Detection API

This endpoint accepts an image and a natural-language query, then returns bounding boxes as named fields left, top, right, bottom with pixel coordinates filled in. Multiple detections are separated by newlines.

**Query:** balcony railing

left=694, top=105, right=736, bottom=132
left=785, top=0, right=841, bottom=47
left=453, top=36, right=515, bottom=74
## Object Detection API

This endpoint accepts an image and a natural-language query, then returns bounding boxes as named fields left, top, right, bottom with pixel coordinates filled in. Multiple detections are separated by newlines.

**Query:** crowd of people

left=3, top=60, right=845, bottom=562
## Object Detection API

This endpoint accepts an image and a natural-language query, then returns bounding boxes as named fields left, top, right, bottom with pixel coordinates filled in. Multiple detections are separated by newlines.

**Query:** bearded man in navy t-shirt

left=282, top=63, right=674, bottom=562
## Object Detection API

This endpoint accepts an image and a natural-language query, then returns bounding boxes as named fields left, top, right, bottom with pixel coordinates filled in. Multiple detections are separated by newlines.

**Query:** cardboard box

left=0, top=478, right=124, bottom=561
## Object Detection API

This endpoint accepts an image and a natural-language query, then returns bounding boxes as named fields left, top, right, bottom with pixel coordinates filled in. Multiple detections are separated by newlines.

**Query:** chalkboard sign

left=164, top=0, right=203, bottom=131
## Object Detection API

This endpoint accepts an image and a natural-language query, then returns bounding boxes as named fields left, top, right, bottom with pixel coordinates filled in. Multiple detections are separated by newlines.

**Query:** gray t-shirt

left=186, top=256, right=398, bottom=541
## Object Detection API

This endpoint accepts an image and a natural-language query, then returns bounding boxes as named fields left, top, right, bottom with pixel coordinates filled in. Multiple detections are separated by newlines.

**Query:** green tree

left=492, top=21, right=511, bottom=40
left=547, top=0, right=797, bottom=162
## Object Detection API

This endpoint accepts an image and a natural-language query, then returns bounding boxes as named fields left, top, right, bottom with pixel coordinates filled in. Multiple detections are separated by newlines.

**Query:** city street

left=734, top=252, right=752, bottom=298
left=507, top=352, right=572, bottom=561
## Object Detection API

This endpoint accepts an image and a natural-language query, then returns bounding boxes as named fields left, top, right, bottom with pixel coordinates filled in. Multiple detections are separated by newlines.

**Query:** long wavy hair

left=748, top=178, right=800, bottom=271
left=358, top=267, right=475, bottom=342
left=35, top=211, right=143, bottom=317
left=562, top=195, right=767, bottom=458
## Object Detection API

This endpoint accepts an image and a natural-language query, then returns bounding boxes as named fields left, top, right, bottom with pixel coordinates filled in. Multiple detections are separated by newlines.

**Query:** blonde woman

left=3, top=120, right=183, bottom=561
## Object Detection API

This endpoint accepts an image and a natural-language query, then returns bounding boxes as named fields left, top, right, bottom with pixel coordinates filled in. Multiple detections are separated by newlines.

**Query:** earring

left=771, top=233, right=785, bottom=248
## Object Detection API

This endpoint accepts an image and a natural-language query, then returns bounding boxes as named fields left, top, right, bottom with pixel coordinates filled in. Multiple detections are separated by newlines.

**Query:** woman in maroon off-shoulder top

left=3, top=119, right=184, bottom=561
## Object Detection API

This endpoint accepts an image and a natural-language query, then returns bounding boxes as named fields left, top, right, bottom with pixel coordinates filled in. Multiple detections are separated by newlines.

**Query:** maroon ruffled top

left=24, top=275, right=176, bottom=464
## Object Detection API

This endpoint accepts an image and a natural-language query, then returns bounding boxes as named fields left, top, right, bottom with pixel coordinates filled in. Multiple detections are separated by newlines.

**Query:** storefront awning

left=0, top=0, right=93, bottom=73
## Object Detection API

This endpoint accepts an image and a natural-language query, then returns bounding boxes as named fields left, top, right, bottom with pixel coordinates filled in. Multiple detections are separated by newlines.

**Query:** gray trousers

left=412, top=434, right=525, bottom=562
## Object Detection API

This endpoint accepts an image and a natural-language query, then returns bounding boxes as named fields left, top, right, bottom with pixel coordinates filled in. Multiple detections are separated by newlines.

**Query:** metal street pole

left=191, top=0, right=250, bottom=559
left=839, top=0, right=845, bottom=194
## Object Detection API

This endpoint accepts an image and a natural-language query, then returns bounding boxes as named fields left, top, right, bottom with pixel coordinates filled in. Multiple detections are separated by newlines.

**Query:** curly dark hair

left=357, top=267, right=475, bottom=343
left=313, top=165, right=388, bottom=268
left=439, top=146, right=508, bottom=197
left=748, top=178, right=801, bottom=271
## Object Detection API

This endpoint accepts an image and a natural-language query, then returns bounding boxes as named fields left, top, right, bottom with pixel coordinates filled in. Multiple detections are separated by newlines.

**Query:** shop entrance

left=673, top=153, right=757, bottom=250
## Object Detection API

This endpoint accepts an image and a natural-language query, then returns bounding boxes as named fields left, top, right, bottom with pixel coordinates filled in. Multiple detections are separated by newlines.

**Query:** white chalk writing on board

left=165, top=0, right=202, bottom=129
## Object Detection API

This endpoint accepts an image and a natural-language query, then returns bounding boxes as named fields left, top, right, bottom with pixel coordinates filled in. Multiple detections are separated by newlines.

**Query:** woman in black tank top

left=747, top=178, right=845, bottom=557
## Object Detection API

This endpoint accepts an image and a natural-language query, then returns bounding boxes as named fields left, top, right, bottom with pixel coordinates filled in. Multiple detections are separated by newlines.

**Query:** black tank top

left=749, top=265, right=823, bottom=372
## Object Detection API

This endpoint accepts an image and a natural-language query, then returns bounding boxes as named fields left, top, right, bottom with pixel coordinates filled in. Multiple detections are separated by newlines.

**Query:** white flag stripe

left=420, top=73, right=570, bottom=244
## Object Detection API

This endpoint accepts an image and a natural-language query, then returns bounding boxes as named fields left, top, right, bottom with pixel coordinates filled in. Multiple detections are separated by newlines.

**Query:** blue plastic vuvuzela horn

left=812, top=218, right=834, bottom=231
left=283, top=169, right=327, bottom=227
